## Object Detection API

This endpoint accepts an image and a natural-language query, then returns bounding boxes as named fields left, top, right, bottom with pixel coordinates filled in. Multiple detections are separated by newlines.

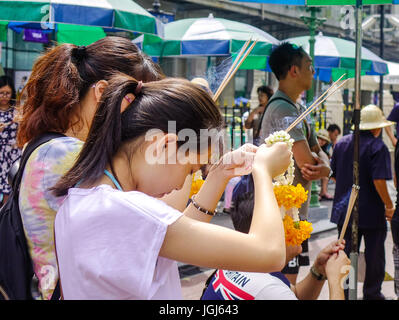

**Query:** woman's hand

left=313, top=239, right=346, bottom=277
left=208, top=143, right=258, bottom=180
left=325, top=250, right=351, bottom=283
left=252, top=142, right=291, bottom=178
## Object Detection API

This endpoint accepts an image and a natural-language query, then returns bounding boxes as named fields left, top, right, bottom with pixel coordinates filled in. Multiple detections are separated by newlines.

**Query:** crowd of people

left=0, top=36, right=397, bottom=301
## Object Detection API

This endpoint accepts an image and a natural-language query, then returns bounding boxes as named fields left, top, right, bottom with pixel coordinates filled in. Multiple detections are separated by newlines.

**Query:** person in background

left=386, top=101, right=399, bottom=147
left=327, top=124, right=341, bottom=152
left=317, top=129, right=333, bottom=201
left=258, top=42, right=331, bottom=285
left=244, top=85, right=274, bottom=140
left=330, top=104, right=394, bottom=300
left=0, top=75, right=21, bottom=205
left=390, top=104, right=399, bottom=300
left=191, top=77, right=213, bottom=97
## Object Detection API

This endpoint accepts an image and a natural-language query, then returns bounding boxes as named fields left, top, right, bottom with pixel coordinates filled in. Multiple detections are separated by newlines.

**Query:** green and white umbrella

left=0, top=0, right=163, bottom=45
left=140, top=15, right=279, bottom=70
left=231, top=0, right=398, bottom=4
left=285, top=33, right=388, bottom=81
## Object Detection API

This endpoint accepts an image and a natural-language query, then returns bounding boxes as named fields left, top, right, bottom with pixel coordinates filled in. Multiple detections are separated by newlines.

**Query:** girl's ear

left=93, top=80, right=109, bottom=103
left=162, top=133, right=179, bottom=164
left=143, top=132, right=178, bottom=165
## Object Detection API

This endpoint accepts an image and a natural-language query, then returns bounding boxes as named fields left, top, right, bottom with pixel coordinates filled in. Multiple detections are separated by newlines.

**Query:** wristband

left=310, top=265, right=327, bottom=281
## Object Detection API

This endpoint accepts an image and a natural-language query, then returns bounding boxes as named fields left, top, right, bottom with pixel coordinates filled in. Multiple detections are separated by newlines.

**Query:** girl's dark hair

left=0, top=75, right=17, bottom=104
left=53, top=74, right=223, bottom=196
left=17, top=36, right=164, bottom=147
left=269, top=42, right=307, bottom=81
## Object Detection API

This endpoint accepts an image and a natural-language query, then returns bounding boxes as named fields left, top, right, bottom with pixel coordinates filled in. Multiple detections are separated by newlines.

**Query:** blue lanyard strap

left=74, top=170, right=123, bottom=191
left=104, top=169, right=123, bottom=191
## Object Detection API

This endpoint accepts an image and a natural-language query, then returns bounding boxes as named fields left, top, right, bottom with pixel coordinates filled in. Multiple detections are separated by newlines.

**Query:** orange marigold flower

left=273, top=184, right=308, bottom=210
left=283, top=215, right=313, bottom=246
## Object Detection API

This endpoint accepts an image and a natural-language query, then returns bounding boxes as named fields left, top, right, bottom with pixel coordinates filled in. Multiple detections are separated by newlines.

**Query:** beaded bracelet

left=190, top=195, right=217, bottom=216
left=310, top=265, right=327, bottom=281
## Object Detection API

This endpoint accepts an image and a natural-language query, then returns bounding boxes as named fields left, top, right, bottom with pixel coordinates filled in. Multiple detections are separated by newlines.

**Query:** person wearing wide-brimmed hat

left=330, top=104, right=394, bottom=300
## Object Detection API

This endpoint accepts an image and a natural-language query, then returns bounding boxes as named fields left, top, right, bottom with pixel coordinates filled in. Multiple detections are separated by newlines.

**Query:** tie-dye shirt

left=19, top=136, right=84, bottom=300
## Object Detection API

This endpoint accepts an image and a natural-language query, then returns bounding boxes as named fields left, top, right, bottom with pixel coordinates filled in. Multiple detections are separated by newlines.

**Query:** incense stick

left=213, top=40, right=251, bottom=101
left=338, top=185, right=360, bottom=242
left=304, top=73, right=346, bottom=114
left=285, top=76, right=347, bottom=133
left=285, top=78, right=349, bottom=133
left=213, top=39, right=257, bottom=102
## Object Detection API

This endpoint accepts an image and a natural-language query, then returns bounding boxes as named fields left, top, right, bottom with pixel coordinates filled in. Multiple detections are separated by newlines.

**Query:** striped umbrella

left=231, top=0, right=399, bottom=4
left=285, top=33, right=388, bottom=81
left=0, top=0, right=162, bottom=43
left=142, top=15, right=279, bottom=70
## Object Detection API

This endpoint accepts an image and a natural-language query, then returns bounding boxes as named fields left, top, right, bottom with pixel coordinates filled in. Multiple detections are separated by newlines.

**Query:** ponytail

left=17, top=44, right=82, bottom=147
left=53, top=74, right=141, bottom=196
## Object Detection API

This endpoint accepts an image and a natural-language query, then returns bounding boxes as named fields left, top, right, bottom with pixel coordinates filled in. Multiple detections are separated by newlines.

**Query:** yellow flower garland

left=273, top=184, right=308, bottom=209
left=189, top=172, right=205, bottom=198
left=283, top=215, right=313, bottom=247
left=273, top=183, right=312, bottom=246
left=266, top=131, right=313, bottom=246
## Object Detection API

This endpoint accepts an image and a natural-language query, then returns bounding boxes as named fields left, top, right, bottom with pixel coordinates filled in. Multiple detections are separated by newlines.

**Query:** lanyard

left=75, top=170, right=123, bottom=191
left=104, top=169, right=123, bottom=191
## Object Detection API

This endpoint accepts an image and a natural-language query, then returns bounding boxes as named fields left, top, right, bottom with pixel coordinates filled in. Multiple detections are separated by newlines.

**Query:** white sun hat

left=357, top=104, right=395, bottom=130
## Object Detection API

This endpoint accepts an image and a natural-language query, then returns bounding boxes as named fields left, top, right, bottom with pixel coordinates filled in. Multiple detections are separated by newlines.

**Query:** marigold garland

left=283, top=215, right=313, bottom=246
left=273, top=184, right=308, bottom=209
left=266, top=131, right=313, bottom=246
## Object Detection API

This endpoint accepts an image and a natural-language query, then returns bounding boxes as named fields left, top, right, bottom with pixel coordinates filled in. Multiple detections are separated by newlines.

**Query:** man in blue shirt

left=328, top=104, right=395, bottom=300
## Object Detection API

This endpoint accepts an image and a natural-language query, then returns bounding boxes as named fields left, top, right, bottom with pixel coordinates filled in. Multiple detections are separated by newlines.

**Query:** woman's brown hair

left=17, top=36, right=164, bottom=147
left=53, top=74, right=223, bottom=196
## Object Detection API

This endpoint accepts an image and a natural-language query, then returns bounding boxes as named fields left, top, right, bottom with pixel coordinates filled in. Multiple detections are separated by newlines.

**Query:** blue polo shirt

left=387, top=102, right=399, bottom=136
left=330, top=131, right=392, bottom=229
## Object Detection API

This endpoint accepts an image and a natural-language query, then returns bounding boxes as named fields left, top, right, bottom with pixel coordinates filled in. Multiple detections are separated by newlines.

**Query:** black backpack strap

left=255, top=97, right=298, bottom=139
left=11, top=133, right=66, bottom=195
left=12, top=133, right=65, bottom=300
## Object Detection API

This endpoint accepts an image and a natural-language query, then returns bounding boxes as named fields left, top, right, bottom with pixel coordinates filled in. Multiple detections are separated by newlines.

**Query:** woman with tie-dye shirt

left=16, top=37, right=164, bottom=300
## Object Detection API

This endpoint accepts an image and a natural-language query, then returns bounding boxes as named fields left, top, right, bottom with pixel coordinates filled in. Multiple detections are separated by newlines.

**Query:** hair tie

left=72, top=45, right=87, bottom=63
left=135, top=81, right=143, bottom=95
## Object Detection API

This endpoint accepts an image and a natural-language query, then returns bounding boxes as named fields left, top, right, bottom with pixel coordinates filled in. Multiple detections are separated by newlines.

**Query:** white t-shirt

left=54, top=184, right=183, bottom=300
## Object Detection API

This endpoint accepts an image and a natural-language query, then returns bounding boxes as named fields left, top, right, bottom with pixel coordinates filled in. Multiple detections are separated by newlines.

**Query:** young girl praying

left=53, top=74, right=291, bottom=300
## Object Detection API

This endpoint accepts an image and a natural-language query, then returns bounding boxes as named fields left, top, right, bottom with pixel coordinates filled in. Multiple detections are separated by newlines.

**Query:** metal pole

left=303, top=7, right=322, bottom=208
left=306, top=7, right=316, bottom=104
left=349, top=0, right=363, bottom=301
left=379, top=5, right=384, bottom=110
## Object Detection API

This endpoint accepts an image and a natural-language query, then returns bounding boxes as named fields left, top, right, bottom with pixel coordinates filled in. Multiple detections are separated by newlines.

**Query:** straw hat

left=317, top=129, right=331, bottom=143
left=357, top=104, right=394, bottom=130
